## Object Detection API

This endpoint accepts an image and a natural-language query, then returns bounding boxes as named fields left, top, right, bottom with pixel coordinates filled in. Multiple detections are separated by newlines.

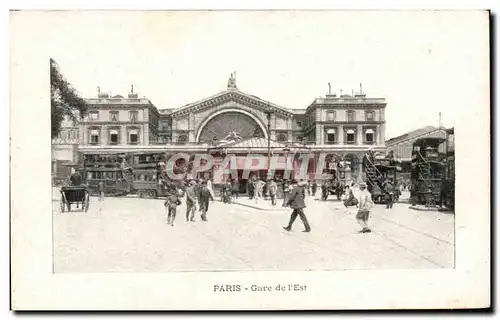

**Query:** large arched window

left=198, top=111, right=265, bottom=143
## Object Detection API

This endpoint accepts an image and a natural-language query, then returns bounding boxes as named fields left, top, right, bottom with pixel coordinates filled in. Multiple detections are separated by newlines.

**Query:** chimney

left=326, top=83, right=336, bottom=98
left=355, top=82, right=366, bottom=97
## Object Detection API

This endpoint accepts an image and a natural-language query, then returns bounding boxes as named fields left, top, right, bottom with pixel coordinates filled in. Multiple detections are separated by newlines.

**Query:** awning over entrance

left=211, top=137, right=310, bottom=151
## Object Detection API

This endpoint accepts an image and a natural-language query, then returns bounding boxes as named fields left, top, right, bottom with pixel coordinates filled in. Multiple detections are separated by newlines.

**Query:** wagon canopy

left=413, top=137, right=446, bottom=148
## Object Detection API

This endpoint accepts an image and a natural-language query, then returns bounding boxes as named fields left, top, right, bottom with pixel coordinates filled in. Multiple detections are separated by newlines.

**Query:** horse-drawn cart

left=60, top=186, right=90, bottom=212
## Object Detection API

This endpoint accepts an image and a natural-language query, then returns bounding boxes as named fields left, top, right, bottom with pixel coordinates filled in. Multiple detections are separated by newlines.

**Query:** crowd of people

left=66, top=169, right=403, bottom=234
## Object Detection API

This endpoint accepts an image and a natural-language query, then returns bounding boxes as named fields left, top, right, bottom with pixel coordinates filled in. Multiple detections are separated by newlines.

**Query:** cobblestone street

left=53, top=191, right=455, bottom=273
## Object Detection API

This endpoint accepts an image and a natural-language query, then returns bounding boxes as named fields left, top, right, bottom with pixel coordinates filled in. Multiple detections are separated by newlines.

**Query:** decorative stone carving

left=227, top=72, right=238, bottom=90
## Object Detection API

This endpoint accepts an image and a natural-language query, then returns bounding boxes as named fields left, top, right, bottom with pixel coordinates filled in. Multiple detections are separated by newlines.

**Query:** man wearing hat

left=283, top=179, right=311, bottom=233
left=197, top=180, right=212, bottom=221
left=356, top=182, right=374, bottom=233
left=185, top=180, right=198, bottom=222
left=267, top=178, right=278, bottom=206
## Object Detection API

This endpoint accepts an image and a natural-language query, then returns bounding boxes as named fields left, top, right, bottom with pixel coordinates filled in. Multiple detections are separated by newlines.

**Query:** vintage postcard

left=10, top=10, right=490, bottom=310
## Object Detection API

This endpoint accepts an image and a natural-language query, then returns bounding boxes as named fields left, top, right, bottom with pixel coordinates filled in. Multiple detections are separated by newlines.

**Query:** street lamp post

left=283, top=146, right=291, bottom=180
left=265, top=105, right=273, bottom=179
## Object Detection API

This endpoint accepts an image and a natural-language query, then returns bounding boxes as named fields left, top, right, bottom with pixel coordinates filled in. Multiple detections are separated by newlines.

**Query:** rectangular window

left=326, top=111, right=335, bottom=121
left=347, top=111, right=355, bottom=122
left=346, top=129, right=355, bottom=144
left=296, top=121, right=302, bottom=128
left=129, top=129, right=139, bottom=144
left=109, top=129, right=119, bottom=145
left=326, top=128, right=336, bottom=144
left=110, top=111, right=119, bottom=122
left=159, top=120, right=171, bottom=131
left=365, top=111, right=374, bottom=121
left=90, top=129, right=99, bottom=144
left=129, top=111, right=138, bottom=122
left=365, top=129, right=374, bottom=143
left=88, top=112, right=99, bottom=120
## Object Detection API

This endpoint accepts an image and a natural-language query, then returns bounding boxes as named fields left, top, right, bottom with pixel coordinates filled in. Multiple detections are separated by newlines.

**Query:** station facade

left=53, top=75, right=388, bottom=182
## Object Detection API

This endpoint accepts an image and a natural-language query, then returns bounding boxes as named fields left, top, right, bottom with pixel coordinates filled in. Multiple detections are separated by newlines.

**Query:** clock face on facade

left=198, top=112, right=264, bottom=143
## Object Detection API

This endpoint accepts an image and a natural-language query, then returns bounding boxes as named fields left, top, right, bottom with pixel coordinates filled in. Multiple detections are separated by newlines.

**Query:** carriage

left=59, top=185, right=90, bottom=212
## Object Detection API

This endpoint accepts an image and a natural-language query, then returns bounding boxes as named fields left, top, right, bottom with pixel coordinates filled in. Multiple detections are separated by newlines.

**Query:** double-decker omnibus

left=79, top=153, right=134, bottom=196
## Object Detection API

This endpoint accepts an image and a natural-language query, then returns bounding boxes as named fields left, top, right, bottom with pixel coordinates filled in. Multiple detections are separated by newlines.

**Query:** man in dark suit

left=70, top=171, right=82, bottom=186
left=197, top=180, right=212, bottom=221
left=283, top=179, right=311, bottom=233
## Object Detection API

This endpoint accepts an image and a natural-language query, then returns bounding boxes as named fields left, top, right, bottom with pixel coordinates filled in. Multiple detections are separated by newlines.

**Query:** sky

left=15, top=10, right=488, bottom=139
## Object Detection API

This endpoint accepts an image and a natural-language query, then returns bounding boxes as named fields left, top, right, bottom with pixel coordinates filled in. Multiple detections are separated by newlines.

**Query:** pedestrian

left=282, top=179, right=290, bottom=207
left=356, top=182, right=374, bottom=233
left=311, top=180, right=318, bottom=197
left=70, top=171, right=82, bottom=186
left=98, top=180, right=105, bottom=201
left=283, top=179, right=311, bottom=233
left=185, top=180, right=198, bottom=222
left=231, top=179, right=240, bottom=199
left=206, top=178, right=215, bottom=199
left=267, top=178, right=278, bottom=206
left=343, top=184, right=359, bottom=207
left=197, top=181, right=212, bottom=221
left=321, top=181, right=328, bottom=201
left=385, top=180, right=394, bottom=209
left=224, top=180, right=232, bottom=203
left=254, top=178, right=264, bottom=204
left=165, top=189, right=182, bottom=227
left=306, top=180, right=311, bottom=196
left=247, top=178, right=255, bottom=200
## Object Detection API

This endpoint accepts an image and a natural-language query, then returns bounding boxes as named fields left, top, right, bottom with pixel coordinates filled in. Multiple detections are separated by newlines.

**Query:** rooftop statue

left=227, top=72, right=238, bottom=90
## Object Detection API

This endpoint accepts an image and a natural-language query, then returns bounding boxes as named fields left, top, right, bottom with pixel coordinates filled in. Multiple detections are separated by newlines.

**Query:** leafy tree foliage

left=50, top=58, right=87, bottom=138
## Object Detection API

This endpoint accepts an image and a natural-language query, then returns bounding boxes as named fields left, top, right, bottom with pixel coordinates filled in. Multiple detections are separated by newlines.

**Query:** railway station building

left=52, top=74, right=388, bottom=182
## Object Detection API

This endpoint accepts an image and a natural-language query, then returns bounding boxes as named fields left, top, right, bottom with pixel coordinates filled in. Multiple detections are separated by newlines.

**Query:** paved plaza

left=53, top=190, right=455, bottom=273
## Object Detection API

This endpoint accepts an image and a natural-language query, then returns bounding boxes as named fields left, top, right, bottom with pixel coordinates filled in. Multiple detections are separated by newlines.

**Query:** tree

left=50, top=58, right=87, bottom=138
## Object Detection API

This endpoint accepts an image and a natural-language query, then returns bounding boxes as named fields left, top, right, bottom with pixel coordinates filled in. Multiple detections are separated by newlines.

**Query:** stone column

left=380, top=123, right=386, bottom=145
left=315, top=124, right=323, bottom=145
left=143, top=124, right=149, bottom=146
left=121, top=126, right=127, bottom=145
left=288, top=130, right=293, bottom=142
left=79, top=124, right=85, bottom=145
left=338, top=125, right=344, bottom=144
left=172, top=119, right=178, bottom=143
left=357, top=124, right=363, bottom=145
left=101, top=126, right=107, bottom=146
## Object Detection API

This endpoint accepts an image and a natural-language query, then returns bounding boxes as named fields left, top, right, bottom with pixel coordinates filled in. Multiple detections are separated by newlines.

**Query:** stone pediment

left=171, top=90, right=294, bottom=119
